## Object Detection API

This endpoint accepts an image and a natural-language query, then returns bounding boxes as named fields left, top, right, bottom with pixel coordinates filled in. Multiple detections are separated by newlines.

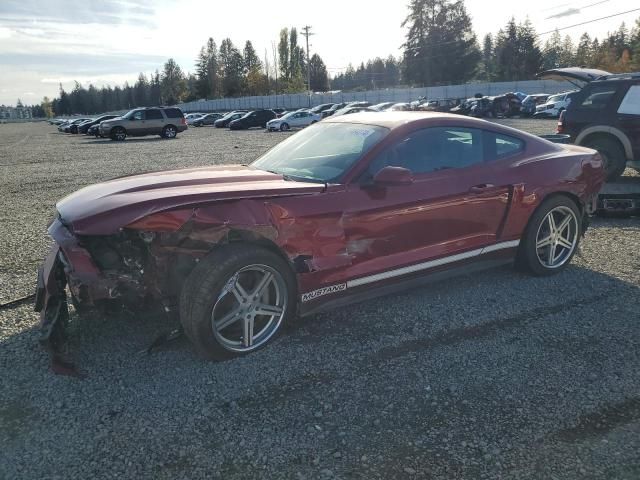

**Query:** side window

left=164, top=108, right=183, bottom=118
left=367, top=127, right=484, bottom=177
left=132, top=110, right=144, bottom=120
left=484, top=131, right=525, bottom=161
left=578, top=85, right=617, bottom=110
left=618, top=85, right=640, bottom=114
left=145, top=109, right=163, bottom=120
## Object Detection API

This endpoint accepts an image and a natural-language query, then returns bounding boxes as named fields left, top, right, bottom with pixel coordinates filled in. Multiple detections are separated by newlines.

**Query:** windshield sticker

left=301, top=283, right=347, bottom=302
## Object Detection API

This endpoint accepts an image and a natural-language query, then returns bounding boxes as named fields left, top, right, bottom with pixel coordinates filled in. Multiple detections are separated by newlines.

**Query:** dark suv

left=551, top=70, right=640, bottom=180
left=99, top=107, right=187, bottom=141
left=229, top=110, right=277, bottom=130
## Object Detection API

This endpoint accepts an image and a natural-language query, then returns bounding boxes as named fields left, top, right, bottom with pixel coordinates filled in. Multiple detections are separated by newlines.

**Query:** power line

left=538, top=7, right=640, bottom=35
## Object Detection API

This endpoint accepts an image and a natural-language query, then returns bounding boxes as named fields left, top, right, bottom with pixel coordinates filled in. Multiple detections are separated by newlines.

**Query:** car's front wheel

left=180, top=245, right=296, bottom=360
left=280, top=123, right=290, bottom=131
left=162, top=125, right=177, bottom=139
left=111, top=127, right=126, bottom=141
left=516, top=195, right=581, bottom=276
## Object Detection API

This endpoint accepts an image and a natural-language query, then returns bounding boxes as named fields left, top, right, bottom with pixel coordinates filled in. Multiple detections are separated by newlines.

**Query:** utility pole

left=301, top=25, right=314, bottom=107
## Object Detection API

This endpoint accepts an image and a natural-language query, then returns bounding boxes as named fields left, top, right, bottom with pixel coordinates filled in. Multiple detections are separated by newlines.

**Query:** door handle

left=469, top=183, right=495, bottom=193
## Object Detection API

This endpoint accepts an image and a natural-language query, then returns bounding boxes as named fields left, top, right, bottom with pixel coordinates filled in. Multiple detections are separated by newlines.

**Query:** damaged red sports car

left=35, top=112, right=605, bottom=360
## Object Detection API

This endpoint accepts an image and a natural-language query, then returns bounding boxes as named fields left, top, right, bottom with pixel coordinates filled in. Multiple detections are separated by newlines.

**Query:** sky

left=0, top=0, right=639, bottom=106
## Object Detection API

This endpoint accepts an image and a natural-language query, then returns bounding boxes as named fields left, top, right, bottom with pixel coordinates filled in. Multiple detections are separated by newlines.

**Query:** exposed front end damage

left=34, top=197, right=314, bottom=372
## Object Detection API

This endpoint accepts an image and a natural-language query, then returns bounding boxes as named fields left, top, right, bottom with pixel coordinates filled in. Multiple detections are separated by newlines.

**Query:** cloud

left=545, top=8, right=581, bottom=20
left=0, top=0, right=158, bottom=28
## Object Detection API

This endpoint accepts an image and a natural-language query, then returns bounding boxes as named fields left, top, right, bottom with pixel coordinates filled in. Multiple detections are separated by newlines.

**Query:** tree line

left=37, top=0, right=640, bottom=116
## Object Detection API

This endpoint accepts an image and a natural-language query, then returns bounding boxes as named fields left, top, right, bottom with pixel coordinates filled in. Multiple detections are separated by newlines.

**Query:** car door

left=339, top=126, right=512, bottom=283
left=128, top=110, right=146, bottom=135
left=145, top=108, right=165, bottom=134
left=291, top=112, right=304, bottom=127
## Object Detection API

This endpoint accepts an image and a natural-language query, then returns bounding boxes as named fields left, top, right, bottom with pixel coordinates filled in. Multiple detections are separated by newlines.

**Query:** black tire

left=516, top=195, right=582, bottom=276
left=280, top=123, right=290, bottom=132
left=111, top=127, right=126, bottom=141
left=583, top=136, right=626, bottom=181
left=162, top=125, right=178, bottom=139
left=180, top=244, right=297, bottom=360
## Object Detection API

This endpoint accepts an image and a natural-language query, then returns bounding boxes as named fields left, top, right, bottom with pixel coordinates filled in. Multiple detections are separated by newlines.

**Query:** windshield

left=251, top=122, right=388, bottom=183
left=548, top=95, right=563, bottom=103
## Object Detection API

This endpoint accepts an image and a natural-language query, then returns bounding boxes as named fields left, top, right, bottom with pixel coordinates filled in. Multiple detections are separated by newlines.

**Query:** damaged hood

left=57, top=165, right=325, bottom=235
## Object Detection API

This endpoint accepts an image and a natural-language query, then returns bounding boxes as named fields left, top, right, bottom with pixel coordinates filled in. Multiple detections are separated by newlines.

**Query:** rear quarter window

left=618, top=85, right=640, bottom=115
left=484, top=131, right=525, bottom=161
left=164, top=108, right=184, bottom=118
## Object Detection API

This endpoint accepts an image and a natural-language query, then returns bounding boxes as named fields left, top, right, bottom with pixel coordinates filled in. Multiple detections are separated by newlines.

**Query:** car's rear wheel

left=280, top=123, right=290, bottom=132
left=583, top=136, right=626, bottom=181
left=180, top=245, right=296, bottom=360
left=162, top=125, right=177, bottom=139
left=516, top=196, right=581, bottom=276
left=111, top=127, right=126, bottom=141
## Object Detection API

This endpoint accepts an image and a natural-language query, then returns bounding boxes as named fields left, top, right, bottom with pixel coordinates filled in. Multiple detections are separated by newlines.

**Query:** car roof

left=591, top=72, right=640, bottom=84
left=323, top=111, right=556, bottom=141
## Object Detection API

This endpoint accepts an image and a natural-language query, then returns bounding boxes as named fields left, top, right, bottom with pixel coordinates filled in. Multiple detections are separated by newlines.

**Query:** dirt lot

left=1, top=120, right=639, bottom=479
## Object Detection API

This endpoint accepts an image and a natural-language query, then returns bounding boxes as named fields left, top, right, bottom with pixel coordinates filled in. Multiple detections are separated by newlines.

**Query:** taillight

left=181, top=118, right=186, bottom=125
left=557, top=110, right=565, bottom=134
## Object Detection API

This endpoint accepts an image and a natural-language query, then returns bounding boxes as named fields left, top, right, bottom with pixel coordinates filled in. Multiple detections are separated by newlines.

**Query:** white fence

left=176, top=80, right=576, bottom=113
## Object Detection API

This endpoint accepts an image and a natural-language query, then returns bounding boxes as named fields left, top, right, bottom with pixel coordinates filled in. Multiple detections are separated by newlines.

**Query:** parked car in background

left=229, top=110, right=277, bottom=130
left=87, top=124, right=102, bottom=137
left=99, top=107, right=186, bottom=141
left=192, top=113, right=223, bottom=127
left=36, top=112, right=605, bottom=361
left=60, top=118, right=91, bottom=133
left=534, top=91, right=578, bottom=118
left=272, top=108, right=287, bottom=118
left=490, top=93, right=523, bottom=117
left=184, top=113, right=205, bottom=124
left=418, top=99, right=458, bottom=112
left=69, top=119, right=94, bottom=134
left=521, top=94, right=550, bottom=116
left=214, top=111, right=248, bottom=128
left=308, top=103, right=335, bottom=115
left=322, top=103, right=348, bottom=118
left=266, top=110, right=321, bottom=131
left=370, top=102, right=397, bottom=111
left=77, top=115, right=120, bottom=134
left=331, top=106, right=377, bottom=117
left=555, top=71, right=640, bottom=180
left=390, top=103, right=413, bottom=111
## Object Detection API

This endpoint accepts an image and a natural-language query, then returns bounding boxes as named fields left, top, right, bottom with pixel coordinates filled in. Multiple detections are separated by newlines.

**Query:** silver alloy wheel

left=164, top=126, right=177, bottom=138
left=535, top=205, right=578, bottom=269
left=114, top=128, right=126, bottom=141
left=211, top=264, right=287, bottom=352
left=280, top=123, right=289, bottom=131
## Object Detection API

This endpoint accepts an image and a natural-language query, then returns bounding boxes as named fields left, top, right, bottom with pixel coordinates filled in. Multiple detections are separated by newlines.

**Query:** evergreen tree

left=160, top=58, right=186, bottom=104
left=480, top=33, right=495, bottom=81
left=402, top=0, right=480, bottom=86
left=575, top=33, right=592, bottom=66
left=309, top=53, right=329, bottom=91
left=278, top=28, right=290, bottom=80
left=541, top=30, right=563, bottom=70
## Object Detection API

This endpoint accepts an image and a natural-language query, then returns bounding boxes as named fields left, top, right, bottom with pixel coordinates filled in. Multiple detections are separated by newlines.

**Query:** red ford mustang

left=36, top=112, right=605, bottom=361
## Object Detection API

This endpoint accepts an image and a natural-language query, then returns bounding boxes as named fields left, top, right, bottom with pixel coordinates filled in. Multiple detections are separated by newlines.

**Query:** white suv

left=534, top=91, right=578, bottom=118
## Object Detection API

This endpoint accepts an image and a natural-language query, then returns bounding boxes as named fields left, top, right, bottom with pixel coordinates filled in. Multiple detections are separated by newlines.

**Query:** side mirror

left=372, top=166, right=413, bottom=186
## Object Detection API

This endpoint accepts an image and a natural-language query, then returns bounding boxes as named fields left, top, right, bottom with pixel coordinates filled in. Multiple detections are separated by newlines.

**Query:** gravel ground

left=1, top=120, right=639, bottom=480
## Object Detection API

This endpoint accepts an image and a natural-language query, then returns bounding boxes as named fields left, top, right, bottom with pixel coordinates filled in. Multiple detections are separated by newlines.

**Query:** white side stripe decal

left=300, top=239, right=520, bottom=301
